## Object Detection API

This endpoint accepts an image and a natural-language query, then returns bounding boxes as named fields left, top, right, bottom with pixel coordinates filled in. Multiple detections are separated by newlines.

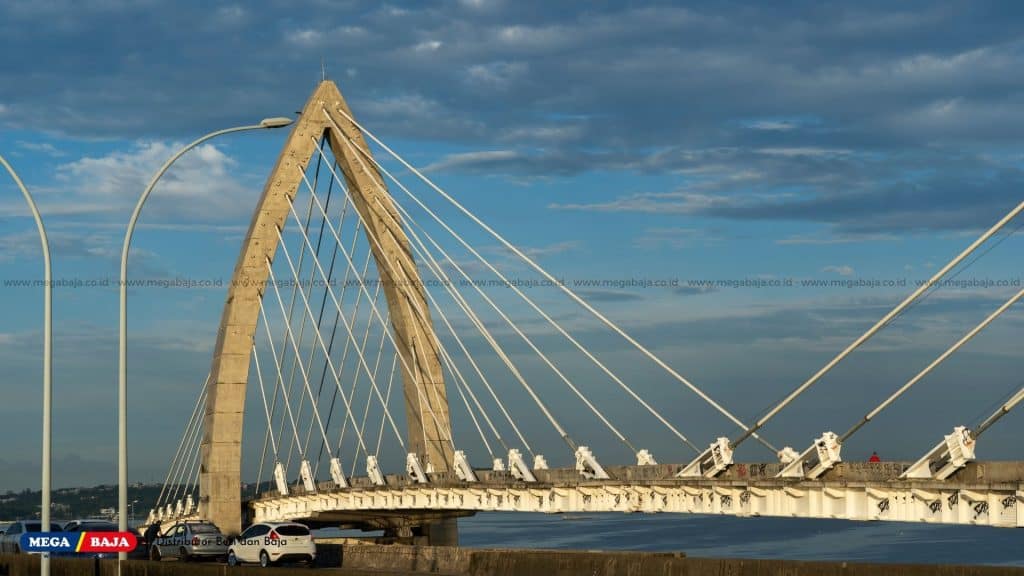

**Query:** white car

left=226, top=522, right=315, bottom=567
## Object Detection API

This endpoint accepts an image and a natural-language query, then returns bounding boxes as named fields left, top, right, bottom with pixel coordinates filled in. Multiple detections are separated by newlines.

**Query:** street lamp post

left=118, top=117, right=293, bottom=562
left=0, top=154, right=53, bottom=576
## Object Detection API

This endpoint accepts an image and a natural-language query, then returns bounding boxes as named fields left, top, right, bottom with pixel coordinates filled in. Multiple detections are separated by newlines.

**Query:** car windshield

left=189, top=524, right=220, bottom=534
left=275, top=525, right=309, bottom=536
left=24, top=523, right=62, bottom=532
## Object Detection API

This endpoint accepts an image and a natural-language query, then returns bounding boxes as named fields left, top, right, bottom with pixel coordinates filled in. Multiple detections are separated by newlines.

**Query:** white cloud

left=495, top=24, right=567, bottom=50
left=285, top=28, right=323, bottom=46
left=379, top=5, right=409, bottom=17
left=823, top=265, right=855, bottom=276
left=0, top=230, right=42, bottom=262
left=550, top=191, right=732, bottom=214
left=332, top=25, right=368, bottom=39
left=519, top=240, right=579, bottom=258
left=55, top=141, right=255, bottom=222
left=354, top=93, right=485, bottom=141
left=213, top=4, right=246, bottom=26
left=359, top=94, right=441, bottom=119
left=634, top=227, right=709, bottom=250
left=285, top=25, right=366, bottom=47
left=424, top=150, right=519, bottom=172
left=51, top=220, right=248, bottom=234
left=0, top=228, right=137, bottom=263
left=757, top=147, right=852, bottom=157
left=0, top=199, right=119, bottom=218
left=500, top=124, right=584, bottom=144
left=746, top=120, right=797, bottom=131
left=17, top=141, right=64, bottom=157
left=2, top=0, right=159, bottom=18
left=413, top=40, right=443, bottom=52
left=464, top=61, right=528, bottom=90
left=776, top=233, right=897, bottom=245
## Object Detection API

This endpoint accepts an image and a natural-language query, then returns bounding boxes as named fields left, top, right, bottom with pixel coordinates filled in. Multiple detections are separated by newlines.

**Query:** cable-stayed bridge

left=148, top=81, right=1024, bottom=543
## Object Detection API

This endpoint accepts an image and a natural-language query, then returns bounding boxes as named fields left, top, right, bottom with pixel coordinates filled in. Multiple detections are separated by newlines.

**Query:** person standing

left=144, top=522, right=161, bottom=548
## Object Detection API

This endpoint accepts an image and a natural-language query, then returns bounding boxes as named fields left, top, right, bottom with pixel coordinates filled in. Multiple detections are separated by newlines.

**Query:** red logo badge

left=77, top=532, right=137, bottom=553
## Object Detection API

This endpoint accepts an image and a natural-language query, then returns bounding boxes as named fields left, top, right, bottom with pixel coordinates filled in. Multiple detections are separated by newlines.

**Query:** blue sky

left=1, top=0, right=1023, bottom=491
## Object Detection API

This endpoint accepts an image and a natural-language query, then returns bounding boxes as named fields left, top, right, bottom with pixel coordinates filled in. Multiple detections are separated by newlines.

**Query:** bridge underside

left=263, top=508, right=472, bottom=545
left=286, top=509, right=475, bottom=531
left=237, top=461, right=1024, bottom=530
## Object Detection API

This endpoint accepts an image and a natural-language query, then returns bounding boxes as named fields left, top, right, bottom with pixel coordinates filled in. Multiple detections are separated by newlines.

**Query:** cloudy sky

left=1, top=0, right=1023, bottom=491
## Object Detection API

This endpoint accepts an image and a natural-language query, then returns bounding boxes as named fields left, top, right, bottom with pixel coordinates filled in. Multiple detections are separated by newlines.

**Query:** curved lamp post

left=0, top=154, right=52, bottom=576
left=118, top=117, right=293, bottom=559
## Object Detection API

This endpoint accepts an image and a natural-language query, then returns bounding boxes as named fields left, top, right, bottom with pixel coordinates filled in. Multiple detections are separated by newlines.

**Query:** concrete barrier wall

left=2, top=549, right=1024, bottom=576
left=338, top=543, right=689, bottom=575
left=0, top=555, right=96, bottom=576
left=685, top=558, right=1024, bottom=576
left=336, top=545, right=1024, bottom=576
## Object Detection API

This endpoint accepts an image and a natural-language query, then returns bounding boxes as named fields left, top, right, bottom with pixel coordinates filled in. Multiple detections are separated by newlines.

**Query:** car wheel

left=150, top=546, right=162, bottom=561
left=227, top=551, right=239, bottom=566
left=259, top=550, right=271, bottom=568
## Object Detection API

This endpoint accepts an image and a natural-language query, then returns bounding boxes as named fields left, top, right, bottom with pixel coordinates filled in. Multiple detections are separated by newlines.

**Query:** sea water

left=452, top=513, right=1024, bottom=567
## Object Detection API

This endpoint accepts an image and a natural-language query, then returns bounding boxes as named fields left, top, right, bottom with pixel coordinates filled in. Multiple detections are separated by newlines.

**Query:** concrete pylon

left=199, top=81, right=455, bottom=535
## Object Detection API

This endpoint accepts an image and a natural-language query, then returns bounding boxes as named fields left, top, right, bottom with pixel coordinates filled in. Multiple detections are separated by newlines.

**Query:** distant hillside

left=0, top=483, right=166, bottom=525
left=0, top=481, right=277, bottom=526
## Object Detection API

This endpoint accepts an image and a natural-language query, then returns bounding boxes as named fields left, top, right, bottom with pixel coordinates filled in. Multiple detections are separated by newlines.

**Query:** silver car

left=0, top=521, right=63, bottom=554
left=149, top=521, right=229, bottom=562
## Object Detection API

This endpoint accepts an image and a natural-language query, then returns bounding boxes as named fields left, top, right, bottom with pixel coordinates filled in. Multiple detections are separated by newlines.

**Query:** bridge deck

left=223, top=461, right=1024, bottom=530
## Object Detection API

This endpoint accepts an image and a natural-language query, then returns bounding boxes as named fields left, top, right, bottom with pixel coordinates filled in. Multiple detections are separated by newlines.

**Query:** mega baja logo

left=21, top=532, right=137, bottom=554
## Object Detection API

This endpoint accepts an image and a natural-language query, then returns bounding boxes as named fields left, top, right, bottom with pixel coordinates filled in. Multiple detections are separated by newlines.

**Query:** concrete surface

left=2, top=546, right=1024, bottom=576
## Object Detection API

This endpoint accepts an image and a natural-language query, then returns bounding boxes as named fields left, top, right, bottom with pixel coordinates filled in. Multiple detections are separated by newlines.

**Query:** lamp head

left=259, top=117, right=294, bottom=129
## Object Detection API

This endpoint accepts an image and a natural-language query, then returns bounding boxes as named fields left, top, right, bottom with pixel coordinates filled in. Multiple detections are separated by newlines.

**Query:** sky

left=1, top=0, right=1023, bottom=492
